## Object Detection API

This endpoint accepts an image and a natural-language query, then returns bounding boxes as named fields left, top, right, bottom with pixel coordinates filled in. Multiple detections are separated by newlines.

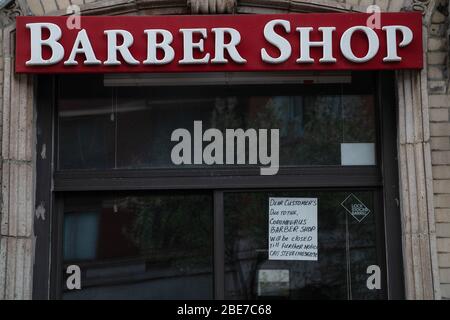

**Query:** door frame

left=32, top=71, right=404, bottom=299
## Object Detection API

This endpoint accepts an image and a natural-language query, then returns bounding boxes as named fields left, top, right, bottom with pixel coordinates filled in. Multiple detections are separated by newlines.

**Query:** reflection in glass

left=62, top=192, right=213, bottom=300
left=64, top=212, right=99, bottom=261
left=57, top=74, right=377, bottom=170
left=58, top=76, right=115, bottom=169
left=224, top=191, right=384, bottom=300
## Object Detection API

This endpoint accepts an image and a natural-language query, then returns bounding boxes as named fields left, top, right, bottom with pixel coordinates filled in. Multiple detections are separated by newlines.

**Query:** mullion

left=214, top=190, right=225, bottom=300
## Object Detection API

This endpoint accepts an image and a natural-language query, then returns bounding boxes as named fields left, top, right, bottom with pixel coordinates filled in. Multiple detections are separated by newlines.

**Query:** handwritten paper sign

left=269, top=198, right=318, bottom=261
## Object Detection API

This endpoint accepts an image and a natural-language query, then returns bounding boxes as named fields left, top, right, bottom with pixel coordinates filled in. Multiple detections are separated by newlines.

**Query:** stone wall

left=0, top=21, right=34, bottom=300
left=23, top=0, right=409, bottom=15
left=0, top=0, right=448, bottom=299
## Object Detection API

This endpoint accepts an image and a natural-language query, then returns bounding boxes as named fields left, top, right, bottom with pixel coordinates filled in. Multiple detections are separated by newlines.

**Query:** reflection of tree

left=225, top=192, right=382, bottom=299
left=342, top=95, right=375, bottom=143
left=210, top=94, right=345, bottom=166
left=211, top=97, right=244, bottom=130
left=225, top=193, right=267, bottom=299
left=294, top=96, right=342, bottom=165
left=121, top=195, right=212, bottom=272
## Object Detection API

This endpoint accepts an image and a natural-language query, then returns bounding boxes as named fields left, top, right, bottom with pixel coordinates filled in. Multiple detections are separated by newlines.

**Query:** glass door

left=57, top=189, right=385, bottom=300
left=60, top=191, right=214, bottom=300
left=222, top=189, right=386, bottom=300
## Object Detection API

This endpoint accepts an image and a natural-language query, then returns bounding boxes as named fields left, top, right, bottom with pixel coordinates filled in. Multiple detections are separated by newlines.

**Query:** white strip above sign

left=104, top=72, right=351, bottom=87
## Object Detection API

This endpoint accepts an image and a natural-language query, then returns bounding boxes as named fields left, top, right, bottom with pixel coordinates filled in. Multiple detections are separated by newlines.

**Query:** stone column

left=0, top=20, right=35, bottom=299
left=394, top=0, right=442, bottom=301
left=397, top=69, right=441, bottom=299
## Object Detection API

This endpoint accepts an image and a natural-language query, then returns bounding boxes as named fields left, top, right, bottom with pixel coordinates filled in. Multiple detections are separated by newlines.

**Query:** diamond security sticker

left=341, top=193, right=371, bottom=222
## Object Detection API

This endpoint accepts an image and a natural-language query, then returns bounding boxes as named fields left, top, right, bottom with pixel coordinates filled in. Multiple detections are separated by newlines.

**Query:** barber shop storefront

left=14, top=11, right=426, bottom=300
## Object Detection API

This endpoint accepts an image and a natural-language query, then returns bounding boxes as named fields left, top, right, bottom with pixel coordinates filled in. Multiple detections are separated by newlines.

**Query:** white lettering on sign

left=24, top=20, right=415, bottom=67
left=211, top=28, right=247, bottom=64
left=382, top=25, right=413, bottom=62
left=269, top=197, right=318, bottom=261
left=104, top=30, right=139, bottom=66
left=64, top=29, right=101, bottom=66
left=26, top=23, right=65, bottom=65
left=261, top=19, right=292, bottom=64
left=296, top=27, right=336, bottom=63
left=340, top=26, right=379, bottom=63
left=143, top=29, right=175, bottom=65
left=179, top=28, right=210, bottom=65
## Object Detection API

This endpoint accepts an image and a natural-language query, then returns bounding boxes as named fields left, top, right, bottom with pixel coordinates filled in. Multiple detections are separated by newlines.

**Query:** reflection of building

left=0, top=0, right=449, bottom=300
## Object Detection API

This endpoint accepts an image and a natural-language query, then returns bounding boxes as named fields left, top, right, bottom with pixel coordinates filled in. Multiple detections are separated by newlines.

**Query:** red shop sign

left=15, top=13, right=423, bottom=74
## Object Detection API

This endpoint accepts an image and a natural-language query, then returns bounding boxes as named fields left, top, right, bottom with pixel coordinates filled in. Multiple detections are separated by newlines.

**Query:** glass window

left=43, top=72, right=399, bottom=300
left=224, top=190, right=384, bottom=300
left=61, top=192, right=213, bottom=300
left=58, top=76, right=115, bottom=170
left=57, top=73, right=377, bottom=170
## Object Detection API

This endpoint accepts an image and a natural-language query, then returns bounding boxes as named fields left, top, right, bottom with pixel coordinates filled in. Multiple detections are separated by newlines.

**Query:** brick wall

left=428, top=0, right=450, bottom=299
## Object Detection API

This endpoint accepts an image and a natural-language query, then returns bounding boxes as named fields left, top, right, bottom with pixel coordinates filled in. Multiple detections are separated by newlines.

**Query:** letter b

left=26, top=23, right=65, bottom=66
left=144, top=29, right=175, bottom=65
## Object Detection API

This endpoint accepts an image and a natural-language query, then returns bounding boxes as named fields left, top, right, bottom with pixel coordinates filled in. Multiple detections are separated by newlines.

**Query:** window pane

left=115, top=75, right=376, bottom=168
left=61, top=192, right=213, bottom=300
left=57, top=73, right=377, bottom=170
left=224, top=190, right=384, bottom=300
left=116, top=88, right=215, bottom=168
left=57, top=76, right=114, bottom=170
